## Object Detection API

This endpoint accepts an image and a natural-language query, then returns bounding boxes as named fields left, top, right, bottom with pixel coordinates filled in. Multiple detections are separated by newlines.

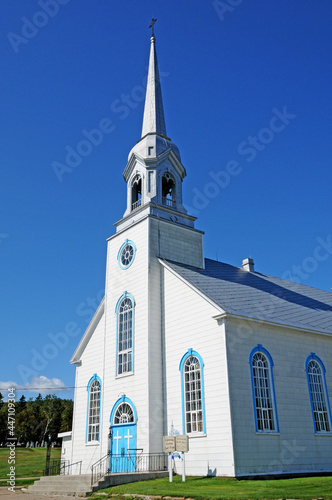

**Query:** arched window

left=113, top=402, right=135, bottom=424
left=86, top=375, right=101, bottom=442
left=249, top=345, right=279, bottom=433
left=116, top=293, right=134, bottom=375
left=179, top=349, right=206, bottom=435
left=162, top=173, right=176, bottom=208
left=306, top=354, right=332, bottom=433
left=131, top=174, right=142, bottom=211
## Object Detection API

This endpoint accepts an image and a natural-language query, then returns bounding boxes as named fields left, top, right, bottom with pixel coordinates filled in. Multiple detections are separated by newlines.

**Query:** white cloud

left=0, top=376, right=70, bottom=395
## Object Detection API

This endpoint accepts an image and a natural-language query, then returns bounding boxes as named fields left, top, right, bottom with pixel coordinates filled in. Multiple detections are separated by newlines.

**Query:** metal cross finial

left=149, top=18, right=157, bottom=36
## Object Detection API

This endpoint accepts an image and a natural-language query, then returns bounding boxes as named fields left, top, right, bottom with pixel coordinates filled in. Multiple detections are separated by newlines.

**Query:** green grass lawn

left=0, top=447, right=61, bottom=479
left=92, top=474, right=332, bottom=500
left=0, top=478, right=36, bottom=487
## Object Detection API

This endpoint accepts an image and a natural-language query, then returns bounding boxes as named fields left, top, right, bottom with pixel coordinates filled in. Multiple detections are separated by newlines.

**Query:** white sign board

left=176, top=435, right=189, bottom=453
left=163, top=436, right=176, bottom=453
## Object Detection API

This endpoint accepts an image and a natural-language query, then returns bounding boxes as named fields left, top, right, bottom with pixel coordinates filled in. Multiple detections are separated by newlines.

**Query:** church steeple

left=141, top=34, right=167, bottom=138
left=117, top=25, right=198, bottom=232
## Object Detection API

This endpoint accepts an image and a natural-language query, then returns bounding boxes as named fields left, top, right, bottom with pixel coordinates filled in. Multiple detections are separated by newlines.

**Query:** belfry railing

left=162, top=197, right=176, bottom=209
left=132, top=199, right=142, bottom=211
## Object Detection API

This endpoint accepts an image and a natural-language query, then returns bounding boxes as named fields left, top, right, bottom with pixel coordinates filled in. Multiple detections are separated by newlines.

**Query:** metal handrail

left=91, top=451, right=110, bottom=485
left=91, top=451, right=167, bottom=486
left=60, top=460, right=82, bottom=475
left=109, top=452, right=167, bottom=475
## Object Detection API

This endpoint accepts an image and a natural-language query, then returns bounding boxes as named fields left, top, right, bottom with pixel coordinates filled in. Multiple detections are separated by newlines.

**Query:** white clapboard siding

left=226, top=319, right=332, bottom=476
left=162, top=265, right=235, bottom=477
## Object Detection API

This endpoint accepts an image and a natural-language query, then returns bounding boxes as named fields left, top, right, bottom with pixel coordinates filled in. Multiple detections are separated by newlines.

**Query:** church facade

left=61, top=32, right=332, bottom=478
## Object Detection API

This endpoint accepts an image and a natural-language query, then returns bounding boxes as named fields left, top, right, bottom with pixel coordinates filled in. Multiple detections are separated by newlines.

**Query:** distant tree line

left=0, top=393, right=73, bottom=446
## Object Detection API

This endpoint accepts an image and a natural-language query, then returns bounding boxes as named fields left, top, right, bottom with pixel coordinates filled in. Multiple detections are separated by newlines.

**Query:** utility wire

left=0, top=386, right=87, bottom=391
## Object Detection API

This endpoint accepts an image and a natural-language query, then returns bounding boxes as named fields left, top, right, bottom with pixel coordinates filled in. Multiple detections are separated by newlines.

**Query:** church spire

left=120, top=23, right=194, bottom=229
left=141, top=23, right=167, bottom=138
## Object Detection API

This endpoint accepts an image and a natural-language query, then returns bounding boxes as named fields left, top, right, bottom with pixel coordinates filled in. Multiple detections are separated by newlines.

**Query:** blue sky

left=0, top=0, right=331, bottom=400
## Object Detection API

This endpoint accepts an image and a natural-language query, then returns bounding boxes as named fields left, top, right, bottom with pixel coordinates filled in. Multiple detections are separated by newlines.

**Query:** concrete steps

left=24, top=471, right=168, bottom=496
left=25, top=474, right=92, bottom=497
left=94, top=471, right=168, bottom=490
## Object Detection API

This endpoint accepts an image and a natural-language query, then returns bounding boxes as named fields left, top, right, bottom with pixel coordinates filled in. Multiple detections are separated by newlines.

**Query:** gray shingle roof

left=161, top=258, right=332, bottom=335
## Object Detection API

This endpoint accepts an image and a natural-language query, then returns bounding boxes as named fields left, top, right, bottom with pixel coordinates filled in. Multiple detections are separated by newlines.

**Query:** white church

left=60, top=30, right=332, bottom=479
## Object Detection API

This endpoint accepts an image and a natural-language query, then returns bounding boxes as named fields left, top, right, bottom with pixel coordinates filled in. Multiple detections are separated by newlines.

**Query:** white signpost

left=163, top=435, right=189, bottom=482
left=163, top=436, right=175, bottom=482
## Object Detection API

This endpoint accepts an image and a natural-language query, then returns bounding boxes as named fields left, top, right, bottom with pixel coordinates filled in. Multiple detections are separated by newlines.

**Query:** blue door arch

left=110, top=396, right=137, bottom=472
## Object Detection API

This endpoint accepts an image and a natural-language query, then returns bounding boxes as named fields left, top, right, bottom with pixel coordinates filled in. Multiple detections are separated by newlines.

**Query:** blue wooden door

left=110, top=423, right=136, bottom=472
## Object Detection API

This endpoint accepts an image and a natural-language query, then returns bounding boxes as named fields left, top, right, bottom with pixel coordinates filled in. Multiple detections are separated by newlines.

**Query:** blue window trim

left=249, top=345, right=279, bottom=433
left=179, top=348, right=206, bottom=435
left=115, top=292, right=135, bottom=377
left=110, top=395, right=137, bottom=426
left=117, top=239, right=136, bottom=270
left=85, top=374, right=102, bottom=443
left=305, top=353, right=332, bottom=433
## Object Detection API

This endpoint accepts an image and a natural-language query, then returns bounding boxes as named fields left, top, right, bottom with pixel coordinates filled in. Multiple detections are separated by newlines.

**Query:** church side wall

left=226, top=319, right=332, bottom=476
left=71, top=313, right=106, bottom=473
left=60, top=435, right=72, bottom=465
left=163, top=267, right=235, bottom=477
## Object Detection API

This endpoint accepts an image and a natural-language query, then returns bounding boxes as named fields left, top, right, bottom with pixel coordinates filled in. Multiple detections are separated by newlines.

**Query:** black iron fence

left=43, top=459, right=65, bottom=476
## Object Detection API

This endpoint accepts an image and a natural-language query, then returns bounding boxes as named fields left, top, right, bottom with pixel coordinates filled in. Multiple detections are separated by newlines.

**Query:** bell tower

left=114, top=25, right=204, bottom=270
left=117, top=32, right=196, bottom=232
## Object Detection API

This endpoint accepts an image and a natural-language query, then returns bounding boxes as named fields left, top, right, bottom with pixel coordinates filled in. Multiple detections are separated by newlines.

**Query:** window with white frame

left=113, top=402, right=134, bottom=424
left=306, top=356, right=331, bottom=433
left=183, top=354, right=204, bottom=434
left=87, top=378, right=101, bottom=442
left=117, top=296, right=133, bottom=375
left=250, top=348, right=278, bottom=433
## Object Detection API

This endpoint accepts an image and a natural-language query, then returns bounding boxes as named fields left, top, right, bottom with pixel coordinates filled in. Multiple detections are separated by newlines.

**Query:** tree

left=16, top=407, right=38, bottom=444
left=17, top=395, right=27, bottom=413
left=0, top=403, right=7, bottom=445
left=60, top=400, right=73, bottom=433
left=41, top=395, right=63, bottom=442
left=1, top=394, right=74, bottom=446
